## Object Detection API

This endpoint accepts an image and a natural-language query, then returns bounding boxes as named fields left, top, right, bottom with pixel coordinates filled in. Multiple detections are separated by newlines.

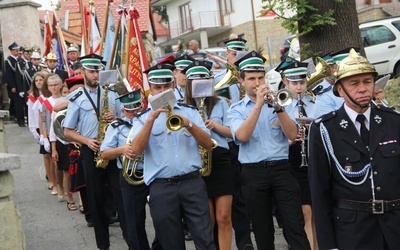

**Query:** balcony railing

left=169, top=11, right=230, bottom=39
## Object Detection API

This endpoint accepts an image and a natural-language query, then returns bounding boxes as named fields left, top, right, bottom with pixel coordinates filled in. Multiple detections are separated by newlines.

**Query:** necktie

left=356, top=114, right=369, bottom=147
left=51, top=70, right=54, bottom=74
left=298, top=100, right=307, bottom=117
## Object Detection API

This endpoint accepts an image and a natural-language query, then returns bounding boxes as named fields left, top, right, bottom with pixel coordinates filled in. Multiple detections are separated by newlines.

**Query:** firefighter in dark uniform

left=309, top=48, right=400, bottom=250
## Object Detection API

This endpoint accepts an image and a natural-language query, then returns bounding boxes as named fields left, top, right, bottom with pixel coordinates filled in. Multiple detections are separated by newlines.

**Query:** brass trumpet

left=264, top=88, right=293, bottom=107
left=165, top=105, right=185, bottom=131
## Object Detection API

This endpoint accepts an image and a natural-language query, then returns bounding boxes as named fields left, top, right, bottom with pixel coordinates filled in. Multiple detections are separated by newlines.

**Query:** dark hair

left=28, top=72, right=46, bottom=98
left=184, top=78, right=219, bottom=118
left=73, top=62, right=82, bottom=70
left=239, top=70, right=266, bottom=80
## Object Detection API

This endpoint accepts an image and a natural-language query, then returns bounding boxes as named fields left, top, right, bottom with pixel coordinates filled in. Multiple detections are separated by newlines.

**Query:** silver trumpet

left=264, top=88, right=293, bottom=107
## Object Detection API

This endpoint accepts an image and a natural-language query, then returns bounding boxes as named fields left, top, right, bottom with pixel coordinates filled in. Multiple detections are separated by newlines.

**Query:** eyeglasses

left=48, top=84, right=61, bottom=88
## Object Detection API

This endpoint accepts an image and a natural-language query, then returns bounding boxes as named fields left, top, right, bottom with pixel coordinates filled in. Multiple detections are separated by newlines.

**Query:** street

left=7, top=121, right=287, bottom=250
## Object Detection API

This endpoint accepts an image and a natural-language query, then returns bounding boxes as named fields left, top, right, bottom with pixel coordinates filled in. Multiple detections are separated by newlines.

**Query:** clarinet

left=298, top=93, right=308, bottom=169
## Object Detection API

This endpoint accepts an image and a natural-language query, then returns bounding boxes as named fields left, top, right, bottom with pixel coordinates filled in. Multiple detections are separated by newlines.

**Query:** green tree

left=262, top=0, right=363, bottom=59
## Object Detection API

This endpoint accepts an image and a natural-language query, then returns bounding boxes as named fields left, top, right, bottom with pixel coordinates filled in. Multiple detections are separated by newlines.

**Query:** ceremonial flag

left=89, top=7, right=101, bottom=54
left=43, top=11, right=52, bottom=56
left=103, top=10, right=116, bottom=69
left=127, top=6, right=149, bottom=108
left=78, top=0, right=89, bottom=54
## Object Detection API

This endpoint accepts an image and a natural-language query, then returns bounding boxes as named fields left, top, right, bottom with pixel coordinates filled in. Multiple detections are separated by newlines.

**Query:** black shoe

left=184, top=231, right=193, bottom=241
left=243, top=244, right=254, bottom=250
left=18, top=123, right=26, bottom=127
left=108, top=214, right=119, bottom=224
left=99, top=248, right=109, bottom=250
left=87, top=221, right=94, bottom=227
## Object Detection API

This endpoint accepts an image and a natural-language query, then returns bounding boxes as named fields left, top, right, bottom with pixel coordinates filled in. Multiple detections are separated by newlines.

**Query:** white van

left=360, top=17, right=400, bottom=77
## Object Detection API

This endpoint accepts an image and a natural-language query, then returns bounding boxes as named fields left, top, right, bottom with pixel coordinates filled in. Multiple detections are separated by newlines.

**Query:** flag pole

left=78, top=0, right=89, bottom=54
left=99, top=0, right=111, bottom=55
left=50, top=0, right=70, bottom=75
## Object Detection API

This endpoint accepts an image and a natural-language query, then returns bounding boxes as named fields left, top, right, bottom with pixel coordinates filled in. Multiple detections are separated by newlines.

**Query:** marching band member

left=227, top=50, right=310, bottom=250
left=183, top=60, right=234, bottom=249
left=281, top=61, right=317, bottom=249
left=129, top=63, right=216, bottom=250
left=309, top=49, right=400, bottom=249
left=63, top=54, right=126, bottom=250
left=172, top=55, right=195, bottom=101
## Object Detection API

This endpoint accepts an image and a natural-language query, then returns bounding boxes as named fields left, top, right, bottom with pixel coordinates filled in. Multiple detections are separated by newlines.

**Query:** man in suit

left=45, top=52, right=68, bottom=82
left=309, top=49, right=400, bottom=249
left=4, top=42, right=25, bottom=126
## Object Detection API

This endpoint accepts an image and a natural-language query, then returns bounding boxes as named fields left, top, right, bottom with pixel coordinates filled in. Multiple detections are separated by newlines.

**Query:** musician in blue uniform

left=172, top=55, right=195, bottom=101
left=214, top=37, right=247, bottom=104
left=63, top=54, right=126, bottom=250
left=227, top=50, right=310, bottom=250
left=129, top=63, right=216, bottom=250
left=101, top=89, right=160, bottom=250
left=313, top=48, right=359, bottom=118
left=183, top=60, right=234, bottom=249
left=309, top=48, right=400, bottom=250
left=282, top=61, right=317, bottom=248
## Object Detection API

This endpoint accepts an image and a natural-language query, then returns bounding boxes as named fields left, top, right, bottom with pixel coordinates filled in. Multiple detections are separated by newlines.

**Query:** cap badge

left=339, top=119, right=348, bottom=129
left=128, top=93, right=134, bottom=98
left=195, top=61, right=199, bottom=66
left=251, top=51, right=256, bottom=56
left=157, top=64, right=162, bottom=69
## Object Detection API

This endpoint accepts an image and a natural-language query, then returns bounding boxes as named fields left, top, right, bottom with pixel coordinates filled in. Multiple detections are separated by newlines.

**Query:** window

left=360, top=25, right=396, bottom=47
left=179, top=3, right=191, bottom=32
left=391, top=20, right=400, bottom=32
left=219, top=0, right=233, bottom=15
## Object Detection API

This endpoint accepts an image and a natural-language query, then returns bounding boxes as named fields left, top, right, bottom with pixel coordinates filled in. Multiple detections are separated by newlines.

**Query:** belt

left=242, top=159, right=288, bottom=168
left=335, top=199, right=400, bottom=214
left=153, top=170, right=200, bottom=184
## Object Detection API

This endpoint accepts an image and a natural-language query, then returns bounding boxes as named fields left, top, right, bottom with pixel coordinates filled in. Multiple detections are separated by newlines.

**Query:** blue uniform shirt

left=100, top=117, right=143, bottom=170
left=214, top=70, right=240, bottom=104
left=314, top=80, right=344, bottom=118
left=285, top=95, right=316, bottom=119
left=227, top=95, right=296, bottom=164
left=174, top=86, right=185, bottom=101
left=199, top=97, right=230, bottom=149
left=129, top=103, right=210, bottom=185
left=63, top=86, right=121, bottom=138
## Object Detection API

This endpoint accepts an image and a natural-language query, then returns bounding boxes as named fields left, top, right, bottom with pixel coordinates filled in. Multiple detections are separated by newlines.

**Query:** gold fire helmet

left=333, top=48, right=377, bottom=96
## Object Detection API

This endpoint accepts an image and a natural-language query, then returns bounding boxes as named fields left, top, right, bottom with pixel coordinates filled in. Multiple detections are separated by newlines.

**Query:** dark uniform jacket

left=308, top=105, right=400, bottom=250
left=4, top=56, right=19, bottom=91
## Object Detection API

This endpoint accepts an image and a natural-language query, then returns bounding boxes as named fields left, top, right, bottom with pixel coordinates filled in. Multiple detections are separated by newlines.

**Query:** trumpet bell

left=166, top=114, right=184, bottom=131
left=276, top=89, right=293, bottom=106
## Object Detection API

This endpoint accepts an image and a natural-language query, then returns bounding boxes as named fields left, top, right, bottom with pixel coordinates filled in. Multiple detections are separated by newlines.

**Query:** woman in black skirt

left=183, top=61, right=234, bottom=249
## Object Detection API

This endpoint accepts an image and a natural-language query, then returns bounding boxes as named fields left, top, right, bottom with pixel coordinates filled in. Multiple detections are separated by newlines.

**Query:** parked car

left=360, top=17, right=400, bottom=77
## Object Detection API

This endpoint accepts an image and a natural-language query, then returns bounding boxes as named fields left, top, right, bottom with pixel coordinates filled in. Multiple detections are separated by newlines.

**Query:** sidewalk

left=6, top=122, right=287, bottom=250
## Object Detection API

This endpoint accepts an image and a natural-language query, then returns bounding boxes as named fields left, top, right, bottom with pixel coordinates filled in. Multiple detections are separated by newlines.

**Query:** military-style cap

left=8, top=42, right=19, bottom=51
left=46, top=52, right=58, bottom=61
left=157, top=54, right=176, bottom=65
left=182, top=60, right=213, bottom=80
left=375, top=74, right=390, bottom=90
left=274, top=57, right=300, bottom=73
left=333, top=48, right=377, bottom=96
left=31, top=51, right=41, bottom=59
left=234, top=50, right=266, bottom=72
left=79, top=54, right=105, bottom=70
left=39, top=58, right=47, bottom=68
left=117, top=89, right=142, bottom=110
left=65, top=75, right=84, bottom=90
left=172, top=55, right=195, bottom=70
left=331, top=47, right=360, bottom=65
left=67, top=44, right=79, bottom=53
left=224, top=37, right=247, bottom=51
left=143, top=64, right=176, bottom=84
left=282, top=61, right=309, bottom=81
left=321, top=51, right=334, bottom=65
left=22, top=46, right=32, bottom=53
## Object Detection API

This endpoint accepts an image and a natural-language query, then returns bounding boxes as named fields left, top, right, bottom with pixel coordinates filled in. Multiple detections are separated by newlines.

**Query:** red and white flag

left=43, top=11, right=52, bottom=56
left=89, top=7, right=101, bottom=54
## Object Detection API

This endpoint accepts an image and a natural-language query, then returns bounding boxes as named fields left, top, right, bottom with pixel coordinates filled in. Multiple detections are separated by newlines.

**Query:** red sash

left=27, top=94, right=36, bottom=104
left=43, top=99, right=53, bottom=113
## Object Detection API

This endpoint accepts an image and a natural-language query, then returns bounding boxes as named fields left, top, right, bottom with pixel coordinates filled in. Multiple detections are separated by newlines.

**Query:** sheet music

left=148, top=89, right=177, bottom=110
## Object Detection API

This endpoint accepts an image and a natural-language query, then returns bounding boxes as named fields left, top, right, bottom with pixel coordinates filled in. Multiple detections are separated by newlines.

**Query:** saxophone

left=198, top=98, right=218, bottom=177
left=94, top=86, right=110, bottom=169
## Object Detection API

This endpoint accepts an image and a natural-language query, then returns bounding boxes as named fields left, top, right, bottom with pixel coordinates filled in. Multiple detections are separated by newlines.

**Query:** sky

left=35, top=0, right=60, bottom=10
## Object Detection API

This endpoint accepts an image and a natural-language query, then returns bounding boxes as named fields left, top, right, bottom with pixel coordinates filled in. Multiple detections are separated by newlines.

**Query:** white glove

left=33, top=131, right=40, bottom=143
left=19, top=92, right=24, bottom=98
left=43, top=138, right=51, bottom=153
left=39, top=135, right=45, bottom=145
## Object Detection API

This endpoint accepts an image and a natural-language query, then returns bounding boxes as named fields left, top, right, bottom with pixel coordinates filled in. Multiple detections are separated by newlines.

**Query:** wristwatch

left=275, top=106, right=285, bottom=113
left=184, top=121, right=193, bottom=129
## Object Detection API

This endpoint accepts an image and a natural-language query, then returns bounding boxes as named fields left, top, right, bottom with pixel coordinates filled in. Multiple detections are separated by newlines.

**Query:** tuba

left=214, top=64, right=246, bottom=100
left=198, top=98, right=218, bottom=177
left=306, top=57, right=332, bottom=90
left=121, top=127, right=145, bottom=185
left=94, top=85, right=110, bottom=169
left=53, top=109, right=73, bottom=142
